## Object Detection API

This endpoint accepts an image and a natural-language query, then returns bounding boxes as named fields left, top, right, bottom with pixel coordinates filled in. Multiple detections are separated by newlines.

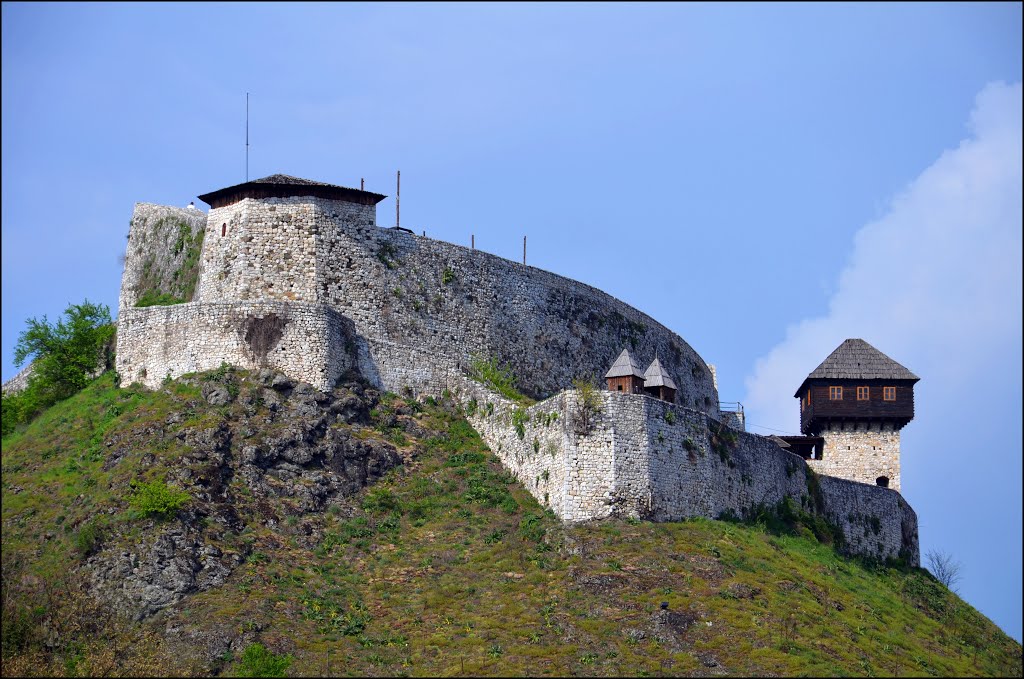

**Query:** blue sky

left=2, top=2, right=1021, bottom=641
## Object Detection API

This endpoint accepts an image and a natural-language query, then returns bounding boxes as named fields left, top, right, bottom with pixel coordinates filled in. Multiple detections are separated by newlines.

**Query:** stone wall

left=810, top=422, right=902, bottom=491
left=458, top=384, right=919, bottom=565
left=115, top=302, right=353, bottom=391
left=190, top=196, right=719, bottom=412
left=120, top=204, right=208, bottom=311
left=1, top=363, right=35, bottom=396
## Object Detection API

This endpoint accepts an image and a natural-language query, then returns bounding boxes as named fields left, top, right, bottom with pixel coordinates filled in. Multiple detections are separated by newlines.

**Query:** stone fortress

left=115, top=174, right=921, bottom=565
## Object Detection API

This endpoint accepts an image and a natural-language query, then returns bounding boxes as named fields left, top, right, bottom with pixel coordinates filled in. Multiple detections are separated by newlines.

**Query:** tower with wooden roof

left=605, top=348, right=645, bottom=394
left=794, top=338, right=919, bottom=492
left=195, top=174, right=387, bottom=304
left=643, top=357, right=677, bottom=402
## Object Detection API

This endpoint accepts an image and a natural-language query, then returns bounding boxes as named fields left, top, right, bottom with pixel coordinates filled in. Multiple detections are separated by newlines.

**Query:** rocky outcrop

left=86, top=368, right=403, bottom=621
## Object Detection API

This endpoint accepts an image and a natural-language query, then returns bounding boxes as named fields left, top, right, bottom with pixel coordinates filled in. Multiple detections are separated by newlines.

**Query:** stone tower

left=194, top=174, right=386, bottom=304
left=794, top=339, right=919, bottom=492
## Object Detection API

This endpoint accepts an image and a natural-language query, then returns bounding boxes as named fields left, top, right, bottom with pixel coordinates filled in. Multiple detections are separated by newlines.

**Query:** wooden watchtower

left=643, top=358, right=677, bottom=402
left=605, top=348, right=645, bottom=394
left=795, top=338, right=919, bottom=437
left=794, top=338, right=919, bottom=491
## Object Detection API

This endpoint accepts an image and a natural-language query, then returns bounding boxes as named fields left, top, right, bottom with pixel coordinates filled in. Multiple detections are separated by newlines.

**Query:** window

left=805, top=390, right=811, bottom=407
left=829, top=386, right=842, bottom=400
left=883, top=386, right=896, bottom=401
left=876, top=476, right=889, bottom=488
left=617, top=384, right=623, bottom=392
left=857, top=386, right=869, bottom=401
left=221, top=223, right=227, bottom=237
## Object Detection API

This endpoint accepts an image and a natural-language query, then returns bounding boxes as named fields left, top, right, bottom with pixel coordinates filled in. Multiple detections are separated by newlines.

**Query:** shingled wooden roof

left=198, top=174, right=387, bottom=208
left=605, top=348, right=645, bottom=379
left=643, top=358, right=677, bottom=390
left=794, top=338, right=919, bottom=396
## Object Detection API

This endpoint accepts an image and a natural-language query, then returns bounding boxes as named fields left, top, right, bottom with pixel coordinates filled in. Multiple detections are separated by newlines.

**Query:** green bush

left=128, top=479, right=190, bottom=519
left=468, top=355, right=533, bottom=405
left=135, top=291, right=185, bottom=307
left=235, top=643, right=293, bottom=678
left=3, top=300, right=115, bottom=435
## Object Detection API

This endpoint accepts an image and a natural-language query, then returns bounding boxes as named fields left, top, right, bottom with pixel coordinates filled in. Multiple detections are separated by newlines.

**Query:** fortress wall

left=115, top=302, right=352, bottom=391
left=460, top=385, right=918, bottom=564
left=180, top=195, right=716, bottom=410
left=120, top=204, right=208, bottom=311
left=305, top=211, right=719, bottom=410
left=811, top=423, right=902, bottom=491
left=818, top=475, right=919, bottom=565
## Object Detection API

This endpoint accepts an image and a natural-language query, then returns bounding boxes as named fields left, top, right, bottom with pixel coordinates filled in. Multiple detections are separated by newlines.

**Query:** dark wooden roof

left=794, top=338, right=919, bottom=397
left=198, top=174, right=387, bottom=208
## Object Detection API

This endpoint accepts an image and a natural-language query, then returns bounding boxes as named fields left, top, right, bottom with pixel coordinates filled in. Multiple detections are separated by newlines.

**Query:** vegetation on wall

left=2, top=300, right=115, bottom=435
left=468, top=354, right=535, bottom=405
left=132, top=217, right=204, bottom=307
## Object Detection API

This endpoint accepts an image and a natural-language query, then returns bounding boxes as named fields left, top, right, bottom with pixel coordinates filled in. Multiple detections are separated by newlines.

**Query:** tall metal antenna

left=396, top=170, right=401, bottom=228
left=245, top=92, right=250, bottom=181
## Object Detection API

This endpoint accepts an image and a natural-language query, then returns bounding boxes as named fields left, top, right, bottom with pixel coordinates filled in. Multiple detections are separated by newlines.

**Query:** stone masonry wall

left=810, top=422, right=901, bottom=492
left=189, top=196, right=718, bottom=411
left=120, top=204, right=208, bottom=310
left=458, top=384, right=918, bottom=565
left=115, top=302, right=353, bottom=391
left=195, top=197, right=375, bottom=304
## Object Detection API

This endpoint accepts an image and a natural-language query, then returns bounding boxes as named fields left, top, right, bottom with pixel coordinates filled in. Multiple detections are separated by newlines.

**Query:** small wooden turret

left=643, top=357, right=677, bottom=402
left=605, top=348, right=645, bottom=394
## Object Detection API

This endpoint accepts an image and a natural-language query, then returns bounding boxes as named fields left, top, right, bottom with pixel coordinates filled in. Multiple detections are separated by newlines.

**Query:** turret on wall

left=794, top=338, right=919, bottom=492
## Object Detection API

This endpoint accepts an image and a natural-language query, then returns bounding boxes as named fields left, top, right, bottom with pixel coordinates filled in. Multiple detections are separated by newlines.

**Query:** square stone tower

left=194, top=174, right=386, bottom=304
left=794, top=339, right=919, bottom=492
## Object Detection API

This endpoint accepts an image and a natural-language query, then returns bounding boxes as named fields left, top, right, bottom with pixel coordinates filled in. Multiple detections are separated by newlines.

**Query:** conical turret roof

left=794, top=339, right=919, bottom=396
left=605, top=348, right=645, bottom=379
left=643, top=358, right=677, bottom=389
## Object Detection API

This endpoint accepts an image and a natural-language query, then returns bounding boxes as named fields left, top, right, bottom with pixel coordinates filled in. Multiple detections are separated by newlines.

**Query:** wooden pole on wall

left=396, top=170, right=401, bottom=229
left=360, top=178, right=364, bottom=190
left=523, top=236, right=527, bottom=265
left=471, top=234, right=475, bottom=250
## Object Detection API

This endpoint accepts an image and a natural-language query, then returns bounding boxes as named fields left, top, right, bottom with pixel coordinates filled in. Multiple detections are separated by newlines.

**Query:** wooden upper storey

left=799, top=378, right=915, bottom=434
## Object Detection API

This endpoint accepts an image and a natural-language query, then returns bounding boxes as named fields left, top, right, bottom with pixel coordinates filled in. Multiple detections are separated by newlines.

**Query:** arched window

left=875, top=476, right=889, bottom=488
left=222, top=223, right=227, bottom=237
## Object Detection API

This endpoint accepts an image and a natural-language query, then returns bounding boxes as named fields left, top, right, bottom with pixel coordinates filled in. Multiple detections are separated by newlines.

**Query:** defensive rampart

left=116, top=302, right=354, bottom=391
left=189, top=196, right=719, bottom=411
left=458, top=384, right=919, bottom=565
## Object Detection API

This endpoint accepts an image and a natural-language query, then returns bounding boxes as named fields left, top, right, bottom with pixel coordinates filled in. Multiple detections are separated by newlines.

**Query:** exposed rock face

left=87, top=369, right=402, bottom=621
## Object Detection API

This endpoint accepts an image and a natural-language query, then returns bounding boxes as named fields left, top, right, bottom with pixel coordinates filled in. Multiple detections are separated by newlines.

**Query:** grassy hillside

left=2, top=370, right=1020, bottom=677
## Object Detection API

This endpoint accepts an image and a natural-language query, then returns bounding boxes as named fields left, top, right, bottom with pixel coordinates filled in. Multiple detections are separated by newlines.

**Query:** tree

left=2, top=300, right=114, bottom=434
left=925, top=549, right=963, bottom=592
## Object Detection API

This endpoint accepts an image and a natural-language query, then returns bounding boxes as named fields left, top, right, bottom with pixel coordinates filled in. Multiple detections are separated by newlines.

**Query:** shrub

left=442, top=267, right=455, bottom=284
left=128, top=479, right=190, bottom=519
left=73, top=521, right=101, bottom=558
left=572, top=378, right=602, bottom=434
left=4, top=300, right=115, bottom=434
left=468, top=355, right=533, bottom=405
left=135, top=292, right=185, bottom=307
left=235, top=643, right=293, bottom=678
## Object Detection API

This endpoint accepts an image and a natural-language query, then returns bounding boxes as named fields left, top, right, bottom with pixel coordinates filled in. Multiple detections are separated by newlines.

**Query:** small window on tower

left=617, top=384, right=623, bottom=391
left=883, top=386, right=896, bottom=401
left=857, top=386, right=869, bottom=401
left=829, top=386, right=842, bottom=400
left=805, top=390, right=811, bottom=407
left=221, top=223, right=227, bottom=237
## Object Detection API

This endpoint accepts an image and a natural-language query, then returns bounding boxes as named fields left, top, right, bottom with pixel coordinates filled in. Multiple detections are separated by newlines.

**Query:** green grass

left=467, top=354, right=535, bottom=406
left=2, top=370, right=1021, bottom=677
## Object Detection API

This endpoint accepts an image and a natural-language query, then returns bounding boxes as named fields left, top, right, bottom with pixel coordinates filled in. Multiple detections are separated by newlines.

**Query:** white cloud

left=742, top=80, right=1023, bottom=640
left=744, top=80, right=1022, bottom=435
